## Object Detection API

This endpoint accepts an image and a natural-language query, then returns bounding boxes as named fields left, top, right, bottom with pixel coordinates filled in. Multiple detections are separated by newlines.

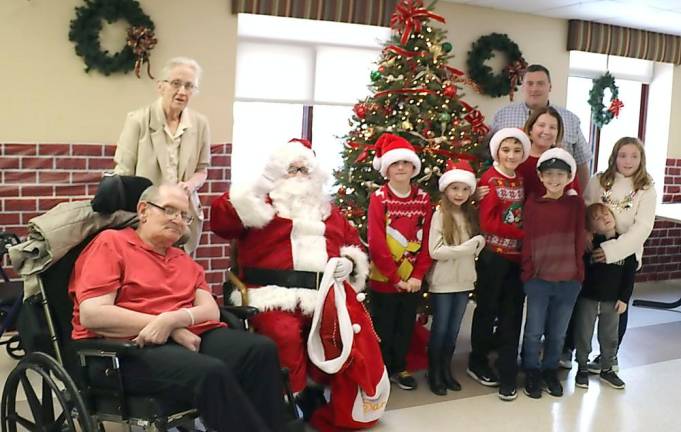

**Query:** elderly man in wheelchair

left=70, top=183, right=287, bottom=431
left=2, top=180, right=294, bottom=432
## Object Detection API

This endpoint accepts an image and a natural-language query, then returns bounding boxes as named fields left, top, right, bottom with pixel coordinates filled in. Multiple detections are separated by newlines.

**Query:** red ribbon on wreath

left=390, top=0, right=446, bottom=46
left=127, top=26, right=157, bottom=79
left=503, top=58, right=527, bottom=101
left=608, top=98, right=624, bottom=118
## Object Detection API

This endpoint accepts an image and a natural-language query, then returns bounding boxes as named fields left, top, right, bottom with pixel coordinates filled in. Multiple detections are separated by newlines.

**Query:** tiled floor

left=2, top=280, right=681, bottom=431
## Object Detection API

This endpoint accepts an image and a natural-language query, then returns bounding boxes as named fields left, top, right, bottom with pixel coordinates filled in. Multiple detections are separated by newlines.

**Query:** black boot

left=441, top=346, right=462, bottom=391
left=428, top=347, right=447, bottom=396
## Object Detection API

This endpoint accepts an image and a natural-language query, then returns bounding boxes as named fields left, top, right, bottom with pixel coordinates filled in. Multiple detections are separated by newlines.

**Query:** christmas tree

left=335, top=0, right=490, bottom=239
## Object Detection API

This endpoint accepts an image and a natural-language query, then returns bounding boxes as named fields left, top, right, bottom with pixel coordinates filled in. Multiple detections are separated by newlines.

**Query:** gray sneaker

left=589, top=355, right=619, bottom=373
left=559, top=351, right=573, bottom=369
left=586, top=355, right=601, bottom=374
left=575, top=370, right=589, bottom=389
left=600, top=369, right=625, bottom=389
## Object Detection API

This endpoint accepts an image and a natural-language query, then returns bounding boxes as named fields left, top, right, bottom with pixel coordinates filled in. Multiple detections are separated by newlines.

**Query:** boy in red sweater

left=521, top=147, right=585, bottom=399
left=368, top=133, right=433, bottom=391
left=468, top=128, right=530, bottom=401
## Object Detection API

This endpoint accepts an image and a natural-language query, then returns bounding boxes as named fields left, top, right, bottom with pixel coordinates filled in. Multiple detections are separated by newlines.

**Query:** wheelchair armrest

left=220, top=305, right=260, bottom=331
left=221, top=305, right=259, bottom=321
left=71, top=338, right=138, bottom=357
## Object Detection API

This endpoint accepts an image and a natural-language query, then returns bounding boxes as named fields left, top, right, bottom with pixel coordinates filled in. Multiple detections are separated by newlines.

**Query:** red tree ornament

left=353, top=103, right=367, bottom=119
left=443, top=84, right=456, bottom=98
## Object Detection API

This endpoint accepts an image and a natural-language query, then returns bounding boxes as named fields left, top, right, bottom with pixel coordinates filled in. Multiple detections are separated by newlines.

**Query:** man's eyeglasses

left=146, top=201, right=194, bottom=224
left=163, top=79, right=198, bottom=92
left=287, top=166, right=309, bottom=175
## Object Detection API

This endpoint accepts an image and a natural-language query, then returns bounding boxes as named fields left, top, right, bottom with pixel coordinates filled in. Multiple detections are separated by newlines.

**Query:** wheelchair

left=0, top=231, right=23, bottom=360
left=1, top=177, right=301, bottom=432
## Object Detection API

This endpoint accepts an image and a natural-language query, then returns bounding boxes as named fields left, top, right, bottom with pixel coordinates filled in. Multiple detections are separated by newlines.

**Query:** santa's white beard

left=270, top=176, right=330, bottom=220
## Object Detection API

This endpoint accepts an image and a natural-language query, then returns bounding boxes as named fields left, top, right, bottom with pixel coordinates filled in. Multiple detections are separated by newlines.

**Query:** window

left=233, top=14, right=390, bottom=186
left=565, top=52, right=652, bottom=173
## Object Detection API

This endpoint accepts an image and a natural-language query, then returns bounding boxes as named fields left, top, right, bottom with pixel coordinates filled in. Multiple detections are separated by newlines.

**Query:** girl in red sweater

left=468, top=128, right=530, bottom=401
left=368, top=133, right=433, bottom=391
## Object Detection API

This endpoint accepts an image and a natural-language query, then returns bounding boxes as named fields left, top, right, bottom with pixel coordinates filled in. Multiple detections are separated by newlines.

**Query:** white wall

left=1, top=0, right=237, bottom=143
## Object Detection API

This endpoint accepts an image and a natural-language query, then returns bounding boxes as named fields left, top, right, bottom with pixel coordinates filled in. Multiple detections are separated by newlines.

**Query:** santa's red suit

left=209, top=140, right=374, bottom=398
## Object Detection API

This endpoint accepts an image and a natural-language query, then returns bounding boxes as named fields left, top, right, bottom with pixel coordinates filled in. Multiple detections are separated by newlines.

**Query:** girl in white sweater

left=426, top=160, right=485, bottom=396
left=584, top=136, right=657, bottom=371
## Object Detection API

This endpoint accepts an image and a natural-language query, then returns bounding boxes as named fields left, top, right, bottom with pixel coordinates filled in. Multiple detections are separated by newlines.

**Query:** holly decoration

left=335, top=0, right=487, bottom=239
left=589, top=72, right=623, bottom=128
left=68, top=0, right=156, bottom=76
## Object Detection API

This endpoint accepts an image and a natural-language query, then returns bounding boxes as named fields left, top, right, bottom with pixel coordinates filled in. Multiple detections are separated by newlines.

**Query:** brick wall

left=663, top=158, right=681, bottom=203
left=0, top=143, right=231, bottom=297
left=2, top=142, right=680, bottom=290
left=637, top=218, right=681, bottom=282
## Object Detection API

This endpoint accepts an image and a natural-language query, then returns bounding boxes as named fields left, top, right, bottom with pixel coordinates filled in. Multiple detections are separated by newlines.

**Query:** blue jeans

left=429, top=292, right=469, bottom=351
left=522, top=279, right=581, bottom=371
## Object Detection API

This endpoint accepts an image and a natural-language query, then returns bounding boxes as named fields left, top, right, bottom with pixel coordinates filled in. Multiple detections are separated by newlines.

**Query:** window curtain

left=231, top=0, right=398, bottom=27
left=568, top=20, right=681, bottom=65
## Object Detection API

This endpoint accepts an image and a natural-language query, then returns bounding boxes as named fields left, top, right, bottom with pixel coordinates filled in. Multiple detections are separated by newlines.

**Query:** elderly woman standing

left=113, top=57, right=210, bottom=253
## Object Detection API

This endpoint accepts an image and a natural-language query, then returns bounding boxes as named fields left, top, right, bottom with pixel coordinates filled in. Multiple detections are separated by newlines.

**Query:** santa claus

left=211, top=138, right=388, bottom=429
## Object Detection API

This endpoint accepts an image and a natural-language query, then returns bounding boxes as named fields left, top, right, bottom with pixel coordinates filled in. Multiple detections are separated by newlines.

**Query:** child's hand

left=396, top=280, right=409, bottom=292
left=615, top=300, right=628, bottom=314
left=471, top=235, right=486, bottom=254
left=407, top=278, right=422, bottom=292
left=592, top=247, right=607, bottom=263
left=475, top=186, right=490, bottom=202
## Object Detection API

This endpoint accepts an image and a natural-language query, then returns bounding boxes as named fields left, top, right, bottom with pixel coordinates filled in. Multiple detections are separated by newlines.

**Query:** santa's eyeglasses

left=287, top=166, right=309, bottom=175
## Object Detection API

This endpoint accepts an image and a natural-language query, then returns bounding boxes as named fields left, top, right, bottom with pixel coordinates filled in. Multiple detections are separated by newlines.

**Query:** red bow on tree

left=608, top=98, right=624, bottom=118
left=390, top=0, right=445, bottom=46
left=504, top=58, right=528, bottom=101
left=460, top=101, right=490, bottom=136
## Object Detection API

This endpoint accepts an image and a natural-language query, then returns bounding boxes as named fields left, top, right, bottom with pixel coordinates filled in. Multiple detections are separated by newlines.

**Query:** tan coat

left=113, top=99, right=211, bottom=253
left=9, top=200, right=137, bottom=298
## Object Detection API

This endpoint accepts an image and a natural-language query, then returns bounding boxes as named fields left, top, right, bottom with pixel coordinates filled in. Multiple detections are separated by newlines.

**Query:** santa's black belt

left=242, top=267, right=323, bottom=290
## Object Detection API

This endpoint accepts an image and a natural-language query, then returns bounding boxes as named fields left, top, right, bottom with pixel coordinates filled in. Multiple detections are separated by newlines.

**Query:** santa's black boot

left=442, top=346, right=462, bottom=391
left=428, top=347, right=447, bottom=396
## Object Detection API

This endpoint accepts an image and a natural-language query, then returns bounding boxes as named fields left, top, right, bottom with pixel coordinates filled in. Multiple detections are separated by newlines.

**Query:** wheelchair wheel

left=1, top=352, right=95, bottom=432
left=6, top=335, right=24, bottom=360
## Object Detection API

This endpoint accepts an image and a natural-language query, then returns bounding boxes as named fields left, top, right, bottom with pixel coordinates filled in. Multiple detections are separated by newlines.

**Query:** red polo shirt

left=69, top=227, right=224, bottom=340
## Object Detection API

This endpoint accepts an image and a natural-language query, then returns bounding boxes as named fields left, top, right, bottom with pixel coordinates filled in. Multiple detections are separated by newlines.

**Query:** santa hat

left=537, top=147, right=577, bottom=182
left=372, top=133, right=421, bottom=178
left=266, top=137, right=319, bottom=179
left=489, top=128, right=531, bottom=163
left=438, top=159, right=477, bottom=192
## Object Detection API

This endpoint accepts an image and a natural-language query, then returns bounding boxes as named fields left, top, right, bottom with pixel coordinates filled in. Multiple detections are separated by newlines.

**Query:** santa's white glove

left=253, top=158, right=284, bottom=196
left=333, top=257, right=354, bottom=280
left=253, top=173, right=276, bottom=196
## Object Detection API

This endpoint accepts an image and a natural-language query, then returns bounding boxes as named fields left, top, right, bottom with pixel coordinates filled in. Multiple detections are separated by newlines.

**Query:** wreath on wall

left=467, top=33, right=527, bottom=100
left=588, top=72, right=623, bottom=128
left=68, top=0, right=157, bottom=78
